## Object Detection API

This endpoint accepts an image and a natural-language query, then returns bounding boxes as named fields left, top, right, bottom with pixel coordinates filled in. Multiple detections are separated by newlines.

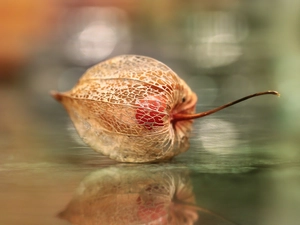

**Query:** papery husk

left=52, top=55, right=197, bottom=162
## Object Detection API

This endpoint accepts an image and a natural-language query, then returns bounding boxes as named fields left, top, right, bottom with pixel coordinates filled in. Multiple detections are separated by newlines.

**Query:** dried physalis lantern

left=51, top=55, right=280, bottom=163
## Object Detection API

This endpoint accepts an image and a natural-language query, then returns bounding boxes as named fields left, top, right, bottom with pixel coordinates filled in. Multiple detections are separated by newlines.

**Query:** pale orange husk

left=52, top=55, right=197, bottom=162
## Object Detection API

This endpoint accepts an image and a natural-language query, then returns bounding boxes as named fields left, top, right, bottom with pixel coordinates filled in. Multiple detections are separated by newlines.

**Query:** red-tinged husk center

left=135, top=94, right=197, bottom=131
left=135, top=96, right=167, bottom=130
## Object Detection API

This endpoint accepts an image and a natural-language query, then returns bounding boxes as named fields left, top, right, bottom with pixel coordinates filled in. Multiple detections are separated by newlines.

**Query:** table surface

left=0, top=86, right=299, bottom=225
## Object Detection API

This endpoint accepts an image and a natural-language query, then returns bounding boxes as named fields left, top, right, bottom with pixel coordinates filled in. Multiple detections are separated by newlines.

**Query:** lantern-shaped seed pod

left=52, top=55, right=197, bottom=162
left=51, top=55, right=279, bottom=163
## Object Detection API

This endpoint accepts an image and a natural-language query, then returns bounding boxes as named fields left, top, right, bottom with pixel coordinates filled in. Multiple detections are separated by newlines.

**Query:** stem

left=173, top=90, right=280, bottom=122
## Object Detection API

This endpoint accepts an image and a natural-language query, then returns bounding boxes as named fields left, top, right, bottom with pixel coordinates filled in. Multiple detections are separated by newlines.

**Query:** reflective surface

left=0, top=84, right=299, bottom=225
left=1, top=1, right=300, bottom=225
left=59, top=165, right=198, bottom=225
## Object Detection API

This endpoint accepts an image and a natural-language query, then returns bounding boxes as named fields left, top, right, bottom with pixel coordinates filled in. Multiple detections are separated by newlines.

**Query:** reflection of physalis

left=59, top=165, right=198, bottom=225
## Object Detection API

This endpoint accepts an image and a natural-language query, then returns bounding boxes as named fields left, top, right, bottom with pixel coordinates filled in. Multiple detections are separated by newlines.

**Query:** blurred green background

left=0, top=0, right=300, bottom=225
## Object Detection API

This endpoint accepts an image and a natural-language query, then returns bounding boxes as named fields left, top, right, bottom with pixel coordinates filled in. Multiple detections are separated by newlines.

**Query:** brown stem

left=173, top=90, right=280, bottom=122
